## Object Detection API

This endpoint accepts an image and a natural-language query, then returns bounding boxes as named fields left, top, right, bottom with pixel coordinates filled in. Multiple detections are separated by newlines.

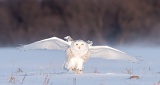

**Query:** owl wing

left=20, top=37, right=70, bottom=51
left=89, top=46, right=138, bottom=63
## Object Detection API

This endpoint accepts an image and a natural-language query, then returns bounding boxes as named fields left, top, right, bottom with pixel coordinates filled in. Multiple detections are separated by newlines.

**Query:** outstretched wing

left=20, top=37, right=70, bottom=51
left=89, top=46, right=138, bottom=63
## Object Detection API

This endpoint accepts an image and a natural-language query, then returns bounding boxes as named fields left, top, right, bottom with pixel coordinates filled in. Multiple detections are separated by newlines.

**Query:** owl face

left=71, top=40, right=89, bottom=51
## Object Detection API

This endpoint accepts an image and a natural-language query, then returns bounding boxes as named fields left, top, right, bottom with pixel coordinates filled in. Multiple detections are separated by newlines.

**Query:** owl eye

left=76, top=44, right=78, bottom=46
left=81, top=43, right=84, bottom=45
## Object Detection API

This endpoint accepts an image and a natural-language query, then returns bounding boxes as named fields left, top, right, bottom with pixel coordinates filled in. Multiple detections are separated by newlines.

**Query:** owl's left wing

left=89, top=46, right=138, bottom=63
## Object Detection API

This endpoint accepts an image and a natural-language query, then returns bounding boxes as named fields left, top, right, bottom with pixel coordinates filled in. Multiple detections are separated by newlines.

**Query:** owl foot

left=76, top=69, right=82, bottom=74
left=69, top=67, right=76, bottom=72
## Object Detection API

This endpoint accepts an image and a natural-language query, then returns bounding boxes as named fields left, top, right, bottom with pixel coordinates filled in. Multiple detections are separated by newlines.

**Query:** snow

left=0, top=47, right=160, bottom=85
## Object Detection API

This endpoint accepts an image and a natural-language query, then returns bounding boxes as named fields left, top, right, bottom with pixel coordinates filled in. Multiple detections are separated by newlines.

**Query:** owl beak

left=78, top=47, right=81, bottom=49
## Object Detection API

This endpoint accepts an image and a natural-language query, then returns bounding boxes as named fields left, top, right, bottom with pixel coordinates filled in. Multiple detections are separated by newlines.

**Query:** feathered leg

left=64, top=58, right=76, bottom=72
left=76, top=59, right=84, bottom=74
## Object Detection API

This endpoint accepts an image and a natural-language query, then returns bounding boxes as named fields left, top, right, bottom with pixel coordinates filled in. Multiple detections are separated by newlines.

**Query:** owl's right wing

left=20, top=37, right=70, bottom=51
left=89, top=46, right=139, bottom=63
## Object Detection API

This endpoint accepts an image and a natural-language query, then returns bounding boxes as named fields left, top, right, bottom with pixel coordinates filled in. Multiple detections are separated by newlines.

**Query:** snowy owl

left=21, top=36, right=138, bottom=74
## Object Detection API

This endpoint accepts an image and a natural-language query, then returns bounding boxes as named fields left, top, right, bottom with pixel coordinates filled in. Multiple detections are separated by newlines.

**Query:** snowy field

left=0, top=46, right=160, bottom=85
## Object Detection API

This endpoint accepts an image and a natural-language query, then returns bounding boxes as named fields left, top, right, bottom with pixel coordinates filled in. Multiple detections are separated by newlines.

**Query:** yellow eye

left=76, top=44, right=78, bottom=45
left=81, top=43, right=84, bottom=45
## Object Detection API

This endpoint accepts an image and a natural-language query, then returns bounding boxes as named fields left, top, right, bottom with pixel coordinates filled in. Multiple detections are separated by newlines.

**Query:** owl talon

left=76, top=69, right=82, bottom=74
left=69, top=67, right=76, bottom=72
left=72, top=68, right=76, bottom=71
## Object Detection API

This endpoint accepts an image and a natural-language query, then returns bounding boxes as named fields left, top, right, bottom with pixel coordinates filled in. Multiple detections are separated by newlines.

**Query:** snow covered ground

left=0, top=46, right=160, bottom=85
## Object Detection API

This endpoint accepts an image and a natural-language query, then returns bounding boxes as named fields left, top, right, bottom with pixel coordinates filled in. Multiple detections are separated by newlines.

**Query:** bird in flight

left=21, top=36, right=138, bottom=74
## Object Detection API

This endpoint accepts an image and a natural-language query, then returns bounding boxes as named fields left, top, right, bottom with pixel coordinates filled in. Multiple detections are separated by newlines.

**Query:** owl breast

left=66, top=47, right=90, bottom=62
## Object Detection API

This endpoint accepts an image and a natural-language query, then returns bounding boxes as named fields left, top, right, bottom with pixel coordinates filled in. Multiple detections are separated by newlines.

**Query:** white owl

left=21, top=36, right=138, bottom=74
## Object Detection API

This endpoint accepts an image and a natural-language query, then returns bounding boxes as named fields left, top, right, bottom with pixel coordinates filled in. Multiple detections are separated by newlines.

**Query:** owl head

left=71, top=40, right=89, bottom=52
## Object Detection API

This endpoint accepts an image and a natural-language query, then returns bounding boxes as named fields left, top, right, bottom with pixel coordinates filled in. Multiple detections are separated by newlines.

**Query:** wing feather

left=20, top=37, right=70, bottom=51
left=89, top=46, right=138, bottom=63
